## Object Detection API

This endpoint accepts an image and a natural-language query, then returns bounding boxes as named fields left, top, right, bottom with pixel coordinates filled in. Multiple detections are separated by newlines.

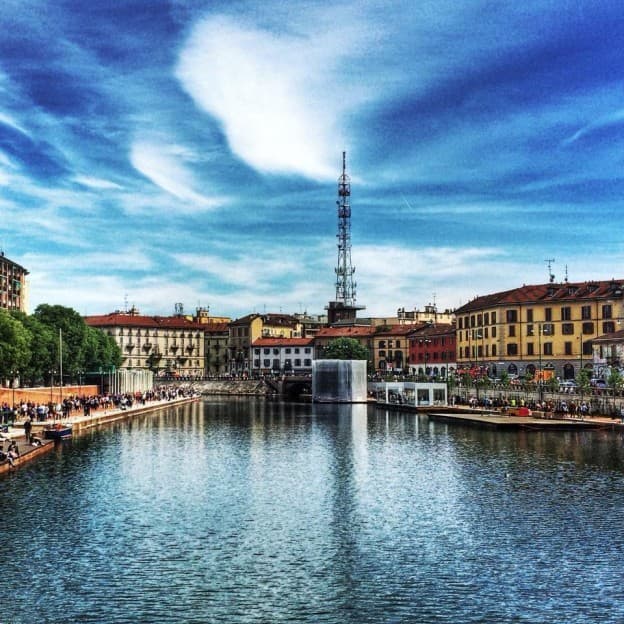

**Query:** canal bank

left=0, top=394, right=198, bottom=476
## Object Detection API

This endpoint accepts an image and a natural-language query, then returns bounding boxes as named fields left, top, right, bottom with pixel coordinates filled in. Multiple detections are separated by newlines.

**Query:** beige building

left=455, top=280, right=624, bottom=380
left=0, top=252, right=28, bottom=312
left=371, top=324, right=415, bottom=373
left=85, top=306, right=223, bottom=378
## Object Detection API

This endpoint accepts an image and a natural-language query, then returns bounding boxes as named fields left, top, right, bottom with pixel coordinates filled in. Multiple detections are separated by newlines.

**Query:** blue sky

left=2, top=0, right=624, bottom=320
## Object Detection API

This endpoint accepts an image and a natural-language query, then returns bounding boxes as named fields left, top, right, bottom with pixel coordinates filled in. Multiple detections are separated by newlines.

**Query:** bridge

left=263, top=376, right=312, bottom=400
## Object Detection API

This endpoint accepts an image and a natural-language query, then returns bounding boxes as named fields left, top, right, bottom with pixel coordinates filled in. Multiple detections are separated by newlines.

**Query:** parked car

left=590, top=378, right=607, bottom=388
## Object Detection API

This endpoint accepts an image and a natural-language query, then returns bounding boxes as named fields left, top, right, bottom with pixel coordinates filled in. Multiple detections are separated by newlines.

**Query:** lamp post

left=77, top=369, right=84, bottom=396
left=10, top=369, right=19, bottom=410
left=49, top=369, right=56, bottom=403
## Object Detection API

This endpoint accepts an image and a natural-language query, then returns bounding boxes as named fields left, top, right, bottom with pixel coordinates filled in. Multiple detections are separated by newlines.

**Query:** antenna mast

left=335, top=151, right=357, bottom=306
left=545, top=258, right=555, bottom=283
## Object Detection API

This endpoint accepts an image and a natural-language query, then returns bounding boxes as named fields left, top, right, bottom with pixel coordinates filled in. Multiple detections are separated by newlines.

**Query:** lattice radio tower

left=326, top=151, right=364, bottom=325
left=335, top=151, right=356, bottom=305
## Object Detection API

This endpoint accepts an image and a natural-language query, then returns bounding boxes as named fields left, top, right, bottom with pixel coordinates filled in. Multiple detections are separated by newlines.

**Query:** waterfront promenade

left=0, top=391, right=198, bottom=476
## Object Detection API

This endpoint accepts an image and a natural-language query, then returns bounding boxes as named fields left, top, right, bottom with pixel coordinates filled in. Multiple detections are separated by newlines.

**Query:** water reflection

left=1, top=398, right=624, bottom=623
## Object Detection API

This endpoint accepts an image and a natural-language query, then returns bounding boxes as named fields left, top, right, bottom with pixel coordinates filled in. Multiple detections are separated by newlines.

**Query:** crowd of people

left=0, top=385, right=194, bottom=426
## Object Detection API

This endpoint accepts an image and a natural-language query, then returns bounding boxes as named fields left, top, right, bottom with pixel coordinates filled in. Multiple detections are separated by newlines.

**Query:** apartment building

left=228, top=313, right=302, bottom=375
left=251, top=337, right=315, bottom=375
left=0, top=252, right=28, bottom=312
left=407, top=323, right=456, bottom=379
left=454, top=280, right=624, bottom=380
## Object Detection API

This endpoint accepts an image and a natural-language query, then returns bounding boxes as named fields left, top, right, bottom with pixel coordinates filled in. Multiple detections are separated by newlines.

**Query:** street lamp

left=537, top=323, right=551, bottom=403
left=49, top=369, right=57, bottom=402
left=10, top=369, right=19, bottom=409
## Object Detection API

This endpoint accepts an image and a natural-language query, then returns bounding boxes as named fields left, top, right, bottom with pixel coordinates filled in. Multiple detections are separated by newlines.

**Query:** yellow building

left=455, top=280, right=624, bottom=380
left=228, top=313, right=302, bottom=375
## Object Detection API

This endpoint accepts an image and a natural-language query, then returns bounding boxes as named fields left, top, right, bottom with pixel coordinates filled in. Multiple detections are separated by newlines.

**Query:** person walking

left=23, top=415, right=32, bottom=443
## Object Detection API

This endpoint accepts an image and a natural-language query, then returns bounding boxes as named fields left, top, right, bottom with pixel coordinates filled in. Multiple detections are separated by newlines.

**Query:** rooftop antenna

left=545, top=259, right=555, bottom=283
left=564, top=265, right=569, bottom=283
left=124, top=293, right=129, bottom=312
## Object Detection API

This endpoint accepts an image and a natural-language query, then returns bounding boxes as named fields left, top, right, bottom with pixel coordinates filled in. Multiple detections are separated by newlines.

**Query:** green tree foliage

left=323, top=337, right=369, bottom=361
left=9, top=311, right=56, bottom=385
left=0, top=309, right=31, bottom=378
left=1, top=305, right=121, bottom=386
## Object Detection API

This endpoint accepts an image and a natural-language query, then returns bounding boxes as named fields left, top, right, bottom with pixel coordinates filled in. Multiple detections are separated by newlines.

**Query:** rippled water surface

left=2, top=398, right=624, bottom=623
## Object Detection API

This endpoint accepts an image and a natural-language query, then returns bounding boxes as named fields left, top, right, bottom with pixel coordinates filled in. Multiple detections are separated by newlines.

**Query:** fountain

left=312, top=360, right=368, bottom=403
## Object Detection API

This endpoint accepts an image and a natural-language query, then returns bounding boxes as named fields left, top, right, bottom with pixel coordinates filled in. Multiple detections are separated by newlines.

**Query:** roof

left=85, top=313, right=214, bottom=331
left=316, top=326, right=376, bottom=338
left=252, top=337, right=314, bottom=347
left=0, top=252, right=29, bottom=275
left=374, top=324, right=422, bottom=337
left=407, top=322, right=456, bottom=339
left=230, top=313, right=299, bottom=328
left=592, top=329, right=624, bottom=344
left=455, top=279, right=624, bottom=314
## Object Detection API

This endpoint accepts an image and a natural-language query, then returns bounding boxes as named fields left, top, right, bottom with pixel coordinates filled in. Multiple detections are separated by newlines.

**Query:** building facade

left=85, top=308, right=208, bottom=378
left=0, top=252, right=28, bottom=312
left=371, top=325, right=414, bottom=373
left=251, top=337, right=315, bottom=376
left=228, top=313, right=302, bottom=375
left=407, top=323, right=456, bottom=379
left=454, top=280, right=624, bottom=380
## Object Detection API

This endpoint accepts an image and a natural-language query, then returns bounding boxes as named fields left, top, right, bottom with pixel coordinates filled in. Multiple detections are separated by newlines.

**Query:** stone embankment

left=183, top=380, right=269, bottom=396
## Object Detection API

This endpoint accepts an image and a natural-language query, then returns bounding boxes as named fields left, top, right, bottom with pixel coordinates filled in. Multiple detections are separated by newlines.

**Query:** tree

left=9, top=310, right=56, bottom=385
left=323, top=338, right=369, bottom=361
left=0, top=309, right=31, bottom=379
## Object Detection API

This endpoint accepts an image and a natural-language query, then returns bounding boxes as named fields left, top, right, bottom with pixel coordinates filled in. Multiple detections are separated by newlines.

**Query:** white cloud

left=73, top=175, right=123, bottom=190
left=175, top=15, right=359, bottom=180
left=130, top=140, right=224, bottom=210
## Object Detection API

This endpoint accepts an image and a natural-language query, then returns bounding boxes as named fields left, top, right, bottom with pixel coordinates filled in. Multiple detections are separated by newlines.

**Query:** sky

left=1, top=0, right=624, bottom=320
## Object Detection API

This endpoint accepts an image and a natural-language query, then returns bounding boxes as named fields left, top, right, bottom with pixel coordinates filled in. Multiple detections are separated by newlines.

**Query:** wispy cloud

left=130, top=140, right=224, bottom=210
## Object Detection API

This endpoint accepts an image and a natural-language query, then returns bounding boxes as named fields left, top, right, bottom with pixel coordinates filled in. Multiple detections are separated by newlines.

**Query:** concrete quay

left=0, top=394, right=199, bottom=477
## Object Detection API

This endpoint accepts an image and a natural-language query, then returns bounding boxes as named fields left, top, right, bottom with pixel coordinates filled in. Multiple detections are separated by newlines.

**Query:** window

left=581, top=305, right=591, bottom=320
left=492, top=327, right=497, bottom=338
left=564, top=342, right=572, bottom=355
left=603, top=321, right=615, bottom=334
left=254, top=348, right=260, bottom=355
left=379, top=340, right=386, bottom=349
left=253, top=359, right=260, bottom=368
left=506, top=310, right=518, bottom=323
left=508, top=325, right=516, bottom=337
left=304, top=348, right=311, bottom=354
left=544, top=343, right=553, bottom=356
left=295, top=348, right=300, bottom=354
left=507, top=343, right=518, bottom=356
left=492, top=344, right=497, bottom=356
left=582, top=322, right=594, bottom=335
left=304, top=359, right=312, bottom=366
left=527, top=309, right=534, bottom=323
left=294, top=359, right=301, bottom=367
left=263, top=359, right=270, bottom=367
left=545, top=308, right=552, bottom=322
left=273, top=348, right=279, bottom=355
left=527, top=343, right=534, bottom=356
left=527, top=324, right=534, bottom=336
left=561, top=306, right=571, bottom=321
left=272, top=359, right=280, bottom=370
left=484, top=312, right=489, bottom=325
left=491, top=312, right=497, bottom=324
left=542, top=323, right=554, bottom=336
left=263, top=348, right=270, bottom=355
left=603, top=304, right=612, bottom=319
left=582, top=341, right=592, bottom=356
left=285, top=348, right=291, bottom=354
left=562, top=323, right=574, bottom=335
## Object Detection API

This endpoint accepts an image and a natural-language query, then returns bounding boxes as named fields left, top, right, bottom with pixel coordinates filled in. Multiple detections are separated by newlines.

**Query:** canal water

left=2, top=398, right=624, bottom=623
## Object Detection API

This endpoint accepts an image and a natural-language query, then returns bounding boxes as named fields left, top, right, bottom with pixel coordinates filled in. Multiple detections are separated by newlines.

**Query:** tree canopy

left=2, top=304, right=121, bottom=386
left=322, top=337, right=369, bottom=361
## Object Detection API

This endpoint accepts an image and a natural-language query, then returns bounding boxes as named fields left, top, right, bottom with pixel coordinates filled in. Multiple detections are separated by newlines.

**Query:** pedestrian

left=23, top=415, right=32, bottom=443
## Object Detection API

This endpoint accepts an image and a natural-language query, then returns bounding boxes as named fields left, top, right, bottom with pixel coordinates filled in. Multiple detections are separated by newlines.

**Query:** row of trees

left=0, top=304, right=121, bottom=388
